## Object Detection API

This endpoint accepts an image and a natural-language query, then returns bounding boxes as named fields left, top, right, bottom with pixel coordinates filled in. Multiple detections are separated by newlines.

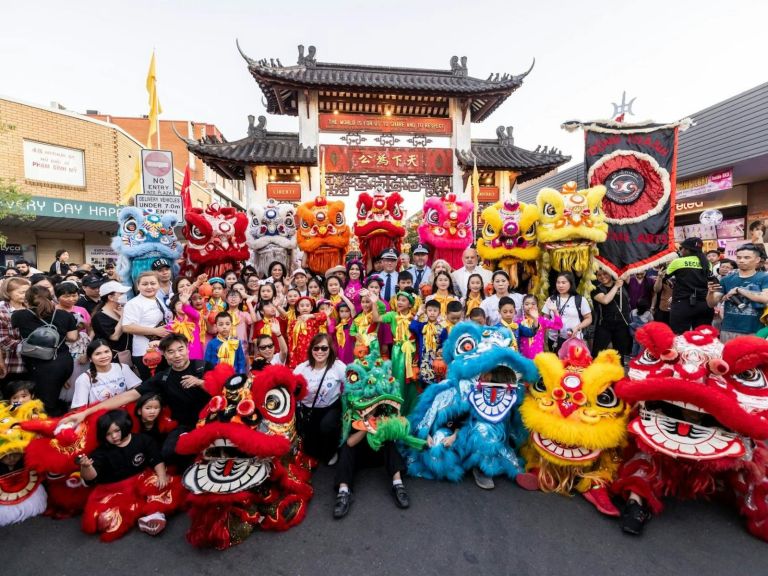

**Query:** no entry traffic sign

left=141, top=149, right=174, bottom=195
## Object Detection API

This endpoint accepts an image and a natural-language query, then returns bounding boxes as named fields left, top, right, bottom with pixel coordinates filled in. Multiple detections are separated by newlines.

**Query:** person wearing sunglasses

left=293, top=333, right=346, bottom=465
left=253, top=333, right=287, bottom=365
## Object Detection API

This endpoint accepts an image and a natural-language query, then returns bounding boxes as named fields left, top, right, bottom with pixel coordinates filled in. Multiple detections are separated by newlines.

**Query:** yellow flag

left=122, top=156, right=142, bottom=204
left=472, top=158, right=480, bottom=240
left=146, top=51, right=162, bottom=148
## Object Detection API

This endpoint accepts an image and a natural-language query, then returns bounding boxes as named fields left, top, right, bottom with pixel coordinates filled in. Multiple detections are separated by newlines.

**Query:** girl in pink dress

left=167, top=290, right=204, bottom=360
left=518, top=294, right=562, bottom=360
left=329, top=301, right=355, bottom=364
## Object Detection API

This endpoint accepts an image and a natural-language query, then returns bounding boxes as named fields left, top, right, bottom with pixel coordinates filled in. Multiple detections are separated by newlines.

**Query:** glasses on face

left=312, top=345, right=330, bottom=352
left=258, top=343, right=274, bottom=351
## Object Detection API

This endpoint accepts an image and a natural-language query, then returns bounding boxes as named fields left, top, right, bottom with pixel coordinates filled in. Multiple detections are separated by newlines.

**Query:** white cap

left=99, top=280, right=131, bottom=297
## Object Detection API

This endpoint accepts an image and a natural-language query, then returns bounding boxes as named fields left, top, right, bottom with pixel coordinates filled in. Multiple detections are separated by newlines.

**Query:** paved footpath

left=4, top=465, right=765, bottom=576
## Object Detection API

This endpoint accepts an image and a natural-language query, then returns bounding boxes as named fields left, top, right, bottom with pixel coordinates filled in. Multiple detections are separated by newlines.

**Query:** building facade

left=0, top=97, right=212, bottom=269
left=183, top=44, right=569, bottom=216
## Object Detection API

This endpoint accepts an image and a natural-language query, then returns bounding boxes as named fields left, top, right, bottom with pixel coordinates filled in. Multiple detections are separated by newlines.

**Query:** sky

left=2, top=0, right=766, bottom=215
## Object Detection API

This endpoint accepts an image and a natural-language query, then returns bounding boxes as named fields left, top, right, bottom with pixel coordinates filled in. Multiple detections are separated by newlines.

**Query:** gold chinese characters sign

left=322, top=145, right=453, bottom=175
left=319, top=113, right=452, bottom=135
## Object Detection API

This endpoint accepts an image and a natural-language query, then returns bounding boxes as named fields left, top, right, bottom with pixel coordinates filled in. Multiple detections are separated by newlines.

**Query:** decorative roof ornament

left=297, top=45, right=317, bottom=67
left=235, top=38, right=256, bottom=66
left=496, top=126, right=514, bottom=146
left=450, top=55, right=468, bottom=77
left=247, top=115, right=268, bottom=138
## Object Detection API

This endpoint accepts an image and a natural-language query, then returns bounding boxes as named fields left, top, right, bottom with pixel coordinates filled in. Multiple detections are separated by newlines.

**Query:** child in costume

left=316, top=299, right=333, bottom=334
left=168, top=290, right=204, bottom=360
left=253, top=300, right=288, bottom=357
left=78, top=409, right=183, bottom=540
left=330, top=301, right=355, bottom=364
left=462, top=273, right=486, bottom=316
left=283, top=288, right=300, bottom=323
left=443, top=300, right=464, bottom=335
left=225, top=288, right=257, bottom=345
left=350, top=288, right=385, bottom=353
left=204, top=312, right=247, bottom=373
left=518, top=294, right=562, bottom=359
left=409, top=300, right=449, bottom=409
left=206, top=277, right=227, bottom=314
left=325, top=275, right=355, bottom=321
left=379, top=289, right=419, bottom=405
left=425, top=271, right=460, bottom=320
left=495, top=296, right=537, bottom=352
left=287, top=296, right=327, bottom=370
left=469, top=308, right=487, bottom=326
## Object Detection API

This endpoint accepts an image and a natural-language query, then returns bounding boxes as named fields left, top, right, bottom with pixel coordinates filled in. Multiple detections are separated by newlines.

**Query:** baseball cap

left=151, top=258, right=171, bottom=271
left=412, top=243, right=429, bottom=255
left=380, top=248, right=399, bottom=260
left=99, top=280, right=131, bottom=297
left=291, top=267, right=308, bottom=278
left=82, top=274, right=106, bottom=288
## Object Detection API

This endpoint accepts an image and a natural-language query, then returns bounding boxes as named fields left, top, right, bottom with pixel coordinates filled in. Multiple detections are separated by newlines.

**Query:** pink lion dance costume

left=418, top=193, right=473, bottom=270
left=614, top=322, right=768, bottom=542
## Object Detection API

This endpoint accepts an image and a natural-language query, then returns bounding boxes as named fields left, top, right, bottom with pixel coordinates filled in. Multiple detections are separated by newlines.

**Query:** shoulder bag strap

left=308, top=364, right=331, bottom=410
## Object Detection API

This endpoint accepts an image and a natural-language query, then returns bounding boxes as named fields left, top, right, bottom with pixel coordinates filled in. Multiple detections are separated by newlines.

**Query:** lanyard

left=555, top=295, right=572, bottom=316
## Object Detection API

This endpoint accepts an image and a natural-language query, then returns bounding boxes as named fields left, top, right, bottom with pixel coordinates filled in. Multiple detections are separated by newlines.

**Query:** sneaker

left=138, top=512, right=167, bottom=536
left=327, top=453, right=338, bottom=466
left=472, top=467, right=495, bottom=490
left=621, top=500, right=650, bottom=535
left=391, top=484, right=410, bottom=509
left=333, top=491, right=352, bottom=519
left=582, top=486, right=620, bottom=517
left=515, top=472, right=540, bottom=491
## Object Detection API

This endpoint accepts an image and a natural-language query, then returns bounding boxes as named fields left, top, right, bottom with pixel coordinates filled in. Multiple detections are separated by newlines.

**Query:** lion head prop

left=296, top=196, right=350, bottom=274
left=418, top=193, right=473, bottom=270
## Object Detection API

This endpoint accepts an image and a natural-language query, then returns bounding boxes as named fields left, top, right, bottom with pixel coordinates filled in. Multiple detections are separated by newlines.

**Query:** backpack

left=20, top=310, right=61, bottom=361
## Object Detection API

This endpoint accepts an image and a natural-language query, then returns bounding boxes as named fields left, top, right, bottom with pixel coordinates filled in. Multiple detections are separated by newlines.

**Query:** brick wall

left=0, top=98, right=142, bottom=204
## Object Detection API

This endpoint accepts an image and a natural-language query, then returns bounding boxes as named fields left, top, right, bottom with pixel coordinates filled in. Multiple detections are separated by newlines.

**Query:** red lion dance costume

left=353, top=189, right=405, bottom=269
left=418, top=193, right=473, bottom=270
left=296, top=196, right=350, bottom=274
left=181, top=203, right=249, bottom=278
left=614, top=322, right=768, bottom=542
left=176, top=363, right=314, bottom=549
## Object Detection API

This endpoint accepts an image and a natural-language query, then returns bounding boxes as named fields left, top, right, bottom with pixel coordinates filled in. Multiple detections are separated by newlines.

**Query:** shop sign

left=675, top=185, right=747, bottom=215
left=322, top=145, right=453, bottom=175
left=319, top=113, right=452, bottom=135
left=85, top=245, right=119, bottom=268
left=135, top=194, right=184, bottom=220
left=474, top=186, right=500, bottom=202
left=677, top=168, right=733, bottom=200
left=266, top=183, right=302, bottom=201
left=141, top=149, right=175, bottom=195
left=10, top=196, right=119, bottom=221
left=23, top=140, right=85, bottom=187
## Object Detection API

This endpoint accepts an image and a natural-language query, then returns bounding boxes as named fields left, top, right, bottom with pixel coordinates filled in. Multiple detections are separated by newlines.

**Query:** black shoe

left=333, top=491, right=352, bottom=519
left=621, top=500, right=649, bottom=535
left=391, top=484, right=410, bottom=509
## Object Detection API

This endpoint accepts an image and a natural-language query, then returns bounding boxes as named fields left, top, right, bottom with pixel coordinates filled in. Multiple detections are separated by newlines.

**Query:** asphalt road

left=3, top=465, right=765, bottom=576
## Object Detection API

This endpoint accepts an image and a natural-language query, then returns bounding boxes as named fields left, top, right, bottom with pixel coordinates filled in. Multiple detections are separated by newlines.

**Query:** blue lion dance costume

left=407, top=322, right=538, bottom=483
left=111, top=207, right=183, bottom=287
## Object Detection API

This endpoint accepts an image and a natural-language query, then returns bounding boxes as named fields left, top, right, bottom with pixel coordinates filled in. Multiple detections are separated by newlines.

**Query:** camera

left=730, top=294, right=750, bottom=310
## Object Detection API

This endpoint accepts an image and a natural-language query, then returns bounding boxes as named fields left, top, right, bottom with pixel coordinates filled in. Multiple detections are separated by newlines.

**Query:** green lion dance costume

left=341, top=340, right=425, bottom=452
left=536, top=181, right=608, bottom=301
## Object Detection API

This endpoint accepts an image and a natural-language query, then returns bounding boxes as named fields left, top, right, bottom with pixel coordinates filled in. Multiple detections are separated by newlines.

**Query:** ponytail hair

left=24, top=285, right=55, bottom=319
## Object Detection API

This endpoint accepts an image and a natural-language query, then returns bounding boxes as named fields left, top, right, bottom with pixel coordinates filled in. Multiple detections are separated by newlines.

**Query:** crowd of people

left=1, top=235, right=767, bottom=532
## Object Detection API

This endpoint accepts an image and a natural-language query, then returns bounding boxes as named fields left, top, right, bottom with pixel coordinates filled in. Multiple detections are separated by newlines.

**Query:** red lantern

left=198, top=282, right=213, bottom=298
left=142, top=347, right=163, bottom=376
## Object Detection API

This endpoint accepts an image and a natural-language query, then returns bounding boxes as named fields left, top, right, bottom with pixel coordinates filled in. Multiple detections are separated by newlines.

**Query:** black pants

left=592, top=321, right=632, bottom=358
left=669, top=300, right=714, bottom=334
left=334, top=440, right=406, bottom=490
left=162, top=425, right=193, bottom=468
left=297, top=401, right=341, bottom=463
left=24, top=352, right=73, bottom=415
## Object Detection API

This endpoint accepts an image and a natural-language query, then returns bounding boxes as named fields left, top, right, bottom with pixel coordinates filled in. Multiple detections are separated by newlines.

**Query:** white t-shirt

left=452, top=266, right=493, bottom=299
left=122, top=294, right=168, bottom=356
left=480, top=292, right=524, bottom=326
left=71, top=363, right=141, bottom=408
left=542, top=294, right=592, bottom=339
left=293, top=359, right=346, bottom=409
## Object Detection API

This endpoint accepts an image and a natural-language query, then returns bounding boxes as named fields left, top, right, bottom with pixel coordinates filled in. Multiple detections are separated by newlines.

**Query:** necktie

left=415, top=269, right=423, bottom=287
left=385, top=273, right=392, bottom=301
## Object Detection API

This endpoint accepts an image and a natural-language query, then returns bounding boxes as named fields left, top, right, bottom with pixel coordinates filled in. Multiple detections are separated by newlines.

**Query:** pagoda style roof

left=456, top=126, right=571, bottom=182
left=237, top=42, right=534, bottom=122
left=179, top=115, right=317, bottom=180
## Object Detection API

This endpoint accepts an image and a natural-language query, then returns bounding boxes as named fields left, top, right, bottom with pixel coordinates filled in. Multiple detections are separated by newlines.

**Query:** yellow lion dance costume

left=519, top=341, right=628, bottom=516
left=536, top=181, right=607, bottom=302
left=476, top=199, right=540, bottom=290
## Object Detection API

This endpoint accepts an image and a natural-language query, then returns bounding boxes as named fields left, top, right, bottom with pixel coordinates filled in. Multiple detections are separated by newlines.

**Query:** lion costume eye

left=454, top=334, right=477, bottom=356
left=335, top=213, right=345, bottom=226
left=733, top=368, right=768, bottom=389
left=426, top=209, right=439, bottom=225
left=637, top=349, right=658, bottom=365
left=190, top=226, right=206, bottom=241
left=123, top=218, right=138, bottom=234
left=484, top=223, right=495, bottom=237
left=264, top=388, right=291, bottom=418
left=392, top=204, right=401, bottom=218
left=284, top=216, right=295, bottom=229
left=531, top=379, right=546, bottom=393
left=543, top=203, right=557, bottom=217
left=300, top=219, right=310, bottom=229
left=596, top=386, right=619, bottom=408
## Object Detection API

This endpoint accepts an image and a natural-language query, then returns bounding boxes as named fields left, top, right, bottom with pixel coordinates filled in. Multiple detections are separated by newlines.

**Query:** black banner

left=584, top=124, right=679, bottom=276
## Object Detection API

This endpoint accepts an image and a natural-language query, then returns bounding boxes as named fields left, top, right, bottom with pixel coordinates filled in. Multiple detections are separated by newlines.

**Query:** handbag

left=296, top=364, right=330, bottom=437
